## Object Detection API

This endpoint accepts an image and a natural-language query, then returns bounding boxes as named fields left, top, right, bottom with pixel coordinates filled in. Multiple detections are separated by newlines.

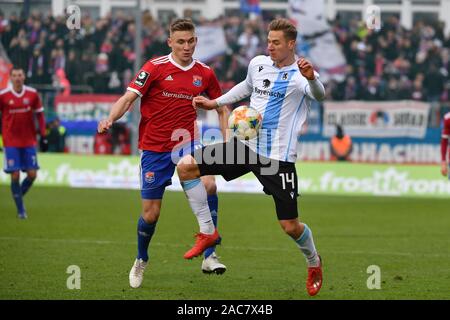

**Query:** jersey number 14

left=279, top=172, right=295, bottom=190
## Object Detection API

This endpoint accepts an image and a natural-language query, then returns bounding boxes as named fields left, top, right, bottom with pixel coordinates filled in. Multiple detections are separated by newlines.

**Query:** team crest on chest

left=282, top=72, right=289, bottom=80
left=192, top=75, right=202, bottom=87
left=23, top=98, right=30, bottom=105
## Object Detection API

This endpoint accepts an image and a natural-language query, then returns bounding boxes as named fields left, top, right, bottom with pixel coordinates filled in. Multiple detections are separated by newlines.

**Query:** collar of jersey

left=271, top=55, right=298, bottom=70
left=168, top=53, right=196, bottom=71
left=11, top=86, right=26, bottom=98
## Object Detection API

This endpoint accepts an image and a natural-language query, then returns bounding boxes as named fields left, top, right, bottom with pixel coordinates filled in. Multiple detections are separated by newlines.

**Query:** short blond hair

left=169, top=18, right=195, bottom=35
left=268, top=18, right=297, bottom=41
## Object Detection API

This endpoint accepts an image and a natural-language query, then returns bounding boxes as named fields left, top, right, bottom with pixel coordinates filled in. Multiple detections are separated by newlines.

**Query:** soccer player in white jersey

left=176, top=19, right=325, bottom=296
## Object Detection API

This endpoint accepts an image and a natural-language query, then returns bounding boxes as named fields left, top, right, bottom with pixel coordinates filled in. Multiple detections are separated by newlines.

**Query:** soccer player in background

left=97, top=19, right=228, bottom=289
left=440, top=112, right=450, bottom=178
left=0, top=67, right=47, bottom=219
left=177, top=18, right=325, bottom=296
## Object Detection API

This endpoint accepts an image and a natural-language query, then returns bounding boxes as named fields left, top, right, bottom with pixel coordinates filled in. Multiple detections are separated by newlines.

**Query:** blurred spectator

left=90, top=53, right=110, bottom=93
left=411, top=75, right=425, bottom=101
left=384, top=77, right=400, bottom=100
left=79, top=51, right=96, bottom=85
left=65, top=50, right=80, bottom=84
left=361, top=76, right=383, bottom=100
left=94, top=131, right=113, bottom=154
left=330, top=125, right=353, bottom=161
left=53, top=68, right=71, bottom=95
left=111, top=123, right=131, bottom=155
left=9, top=34, right=30, bottom=71
left=343, top=76, right=358, bottom=100
left=237, top=24, right=260, bottom=63
left=27, top=44, right=49, bottom=83
left=424, top=63, right=445, bottom=102
left=46, top=117, right=66, bottom=152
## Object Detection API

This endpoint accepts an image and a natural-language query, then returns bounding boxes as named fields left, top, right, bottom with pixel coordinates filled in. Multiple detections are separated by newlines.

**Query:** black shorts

left=192, top=138, right=299, bottom=220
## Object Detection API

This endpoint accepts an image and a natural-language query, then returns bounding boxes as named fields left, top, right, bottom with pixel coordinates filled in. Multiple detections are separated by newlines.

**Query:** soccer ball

left=228, top=105, right=262, bottom=140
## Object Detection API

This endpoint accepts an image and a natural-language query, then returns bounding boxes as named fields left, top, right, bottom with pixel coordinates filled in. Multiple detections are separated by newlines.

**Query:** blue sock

left=204, top=194, right=219, bottom=259
left=21, top=177, right=34, bottom=196
left=293, top=224, right=320, bottom=267
left=137, top=216, right=156, bottom=262
left=11, top=181, right=25, bottom=214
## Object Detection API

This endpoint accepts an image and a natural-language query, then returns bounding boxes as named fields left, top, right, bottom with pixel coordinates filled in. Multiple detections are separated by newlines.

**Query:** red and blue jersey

left=127, top=53, right=222, bottom=152
left=0, top=86, right=44, bottom=147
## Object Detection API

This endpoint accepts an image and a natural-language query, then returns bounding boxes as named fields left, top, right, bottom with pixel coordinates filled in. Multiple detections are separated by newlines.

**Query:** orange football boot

left=306, top=255, right=323, bottom=296
left=184, top=229, right=220, bottom=259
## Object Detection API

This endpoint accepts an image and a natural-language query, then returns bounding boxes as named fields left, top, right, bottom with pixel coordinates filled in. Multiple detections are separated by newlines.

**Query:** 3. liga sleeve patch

left=134, top=71, right=150, bottom=87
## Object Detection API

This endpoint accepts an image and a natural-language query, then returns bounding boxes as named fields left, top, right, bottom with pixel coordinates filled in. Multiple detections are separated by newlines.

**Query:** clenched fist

left=97, top=119, right=113, bottom=133
left=297, top=58, right=315, bottom=80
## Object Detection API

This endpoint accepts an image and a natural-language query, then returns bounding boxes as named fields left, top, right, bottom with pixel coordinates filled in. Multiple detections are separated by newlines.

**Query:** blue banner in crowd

left=240, top=0, right=261, bottom=14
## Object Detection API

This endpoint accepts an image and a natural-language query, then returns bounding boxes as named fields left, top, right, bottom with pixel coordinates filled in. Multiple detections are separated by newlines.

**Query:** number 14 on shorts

left=279, top=172, right=295, bottom=190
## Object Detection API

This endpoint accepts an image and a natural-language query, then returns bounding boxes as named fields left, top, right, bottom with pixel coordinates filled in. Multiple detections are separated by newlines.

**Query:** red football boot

left=184, top=229, right=220, bottom=259
left=306, top=255, right=323, bottom=296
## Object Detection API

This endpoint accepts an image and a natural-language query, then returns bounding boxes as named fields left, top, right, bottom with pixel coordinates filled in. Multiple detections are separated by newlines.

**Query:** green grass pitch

left=1, top=185, right=449, bottom=299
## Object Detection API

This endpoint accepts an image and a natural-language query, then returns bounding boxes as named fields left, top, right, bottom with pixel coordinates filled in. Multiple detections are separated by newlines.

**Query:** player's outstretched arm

left=98, top=90, right=138, bottom=133
left=192, top=96, right=218, bottom=110
left=216, top=80, right=253, bottom=107
left=193, top=80, right=253, bottom=111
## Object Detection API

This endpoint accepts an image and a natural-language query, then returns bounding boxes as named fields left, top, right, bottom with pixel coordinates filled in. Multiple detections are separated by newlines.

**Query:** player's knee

left=142, top=207, right=160, bottom=224
left=177, top=160, right=200, bottom=181
left=202, top=176, right=217, bottom=195
left=27, top=171, right=37, bottom=181
left=176, top=164, right=188, bottom=180
left=142, top=199, right=162, bottom=224
left=280, top=220, right=301, bottom=238
left=10, top=172, right=20, bottom=183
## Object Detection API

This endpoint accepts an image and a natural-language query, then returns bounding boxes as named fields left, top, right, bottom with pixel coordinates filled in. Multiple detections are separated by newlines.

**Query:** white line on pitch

left=1, top=236, right=448, bottom=258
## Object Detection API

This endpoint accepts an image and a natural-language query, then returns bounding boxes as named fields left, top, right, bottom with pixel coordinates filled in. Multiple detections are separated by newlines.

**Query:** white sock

left=294, top=224, right=320, bottom=267
left=181, top=179, right=215, bottom=235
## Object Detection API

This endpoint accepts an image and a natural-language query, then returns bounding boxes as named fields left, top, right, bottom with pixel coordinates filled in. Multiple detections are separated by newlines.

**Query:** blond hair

left=268, top=19, right=297, bottom=41
left=169, top=18, right=195, bottom=35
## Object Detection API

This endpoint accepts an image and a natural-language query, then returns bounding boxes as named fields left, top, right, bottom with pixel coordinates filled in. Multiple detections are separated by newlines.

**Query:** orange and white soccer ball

left=228, top=105, right=262, bottom=140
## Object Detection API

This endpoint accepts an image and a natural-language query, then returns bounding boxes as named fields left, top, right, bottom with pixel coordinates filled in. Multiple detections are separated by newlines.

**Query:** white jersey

left=242, top=55, right=316, bottom=163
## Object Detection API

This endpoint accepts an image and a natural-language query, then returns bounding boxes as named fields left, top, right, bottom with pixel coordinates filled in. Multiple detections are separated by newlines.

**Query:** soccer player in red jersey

left=441, top=112, right=450, bottom=178
left=0, top=67, right=47, bottom=219
left=98, top=19, right=229, bottom=288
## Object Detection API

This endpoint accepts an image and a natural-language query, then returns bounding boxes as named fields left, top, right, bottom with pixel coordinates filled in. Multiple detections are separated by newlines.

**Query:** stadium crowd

left=330, top=15, right=449, bottom=102
left=0, top=9, right=449, bottom=102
